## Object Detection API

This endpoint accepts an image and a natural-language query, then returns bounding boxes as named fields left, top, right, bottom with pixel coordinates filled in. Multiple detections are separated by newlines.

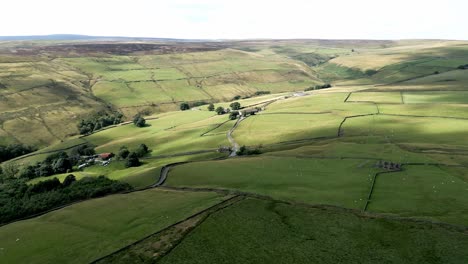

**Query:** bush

left=232, top=95, right=241, bottom=100
left=180, top=102, right=190, bottom=111
left=230, top=102, right=241, bottom=110
left=365, top=70, right=378, bottom=76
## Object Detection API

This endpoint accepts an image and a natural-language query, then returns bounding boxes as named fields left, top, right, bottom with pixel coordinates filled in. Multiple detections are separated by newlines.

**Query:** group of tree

left=133, top=113, right=146, bottom=127
left=0, top=144, right=36, bottom=163
left=0, top=175, right=132, bottom=224
left=78, top=111, right=124, bottom=135
left=1, top=144, right=97, bottom=181
left=304, top=84, right=332, bottom=91
left=6, top=152, right=73, bottom=180
left=236, top=145, right=261, bottom=156
left=117, top=144, right=150, bottom=167
left=254, top=91, right=271, bottom=96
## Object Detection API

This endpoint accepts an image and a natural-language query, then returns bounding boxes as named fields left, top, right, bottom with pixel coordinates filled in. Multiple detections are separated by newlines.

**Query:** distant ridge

left=0, top=34, right=205, bottom=42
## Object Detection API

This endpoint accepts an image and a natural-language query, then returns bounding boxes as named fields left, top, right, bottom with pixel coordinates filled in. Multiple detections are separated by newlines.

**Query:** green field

left=0, top=189, right=225, bottom=264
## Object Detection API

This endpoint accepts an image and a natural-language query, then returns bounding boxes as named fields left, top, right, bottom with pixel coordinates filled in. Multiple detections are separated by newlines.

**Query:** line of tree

left=236, top=145, right=262, bottom=156
left=304, top=83, right=332, bottom=91
left=78, top=111, right=124, bottom=135
left=0, top=175, right=132, bottom=224
left=0, top=144, right=36, bottom=162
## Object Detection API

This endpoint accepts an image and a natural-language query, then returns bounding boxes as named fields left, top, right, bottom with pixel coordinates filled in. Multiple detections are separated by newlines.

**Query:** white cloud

left=0, top=0, right=466, bottom=39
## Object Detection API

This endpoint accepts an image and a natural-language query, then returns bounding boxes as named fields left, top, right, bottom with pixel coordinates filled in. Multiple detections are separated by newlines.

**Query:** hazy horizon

left=1, top=0, right=467, bottom=40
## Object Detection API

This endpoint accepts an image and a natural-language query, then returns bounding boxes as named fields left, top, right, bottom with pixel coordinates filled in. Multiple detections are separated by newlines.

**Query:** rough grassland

left=159, top=198, right=468, bottom=264
left=0, top=189, right=224, bottom=264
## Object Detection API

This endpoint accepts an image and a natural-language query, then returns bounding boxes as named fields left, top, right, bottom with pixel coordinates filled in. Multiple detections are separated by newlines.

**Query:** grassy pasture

left=403, top=91, right=468, bottom=104
left=268, top=140, right=434, bottom=164
left=167, top=156, right=380, bottom=209
left=342, top=115, right=468, bottom=148
left=159, top=198, right=468, bottom=264
left=29, top=151, right=224, bottom=188
left=0, top=189, right=224, bottom=264
left=86, top=111, right=230, bottom=156
left=369, top=165, right=468, bottom=226
left=378, top=103, right=468, bottom=118
left=233, top=113, right=342, bottom=146
left=348, top=92, right=402, bottom=103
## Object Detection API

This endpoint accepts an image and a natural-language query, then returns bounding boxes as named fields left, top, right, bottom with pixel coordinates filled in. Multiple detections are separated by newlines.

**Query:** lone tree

left=208, top=103, right=215, bottom=111
left=229, top=111, right=240, bottom=120
left=133, top=114, right=146, bottom=127
left=125, top=152, right=141, bottom=167
left=215, top=106, right=225, bottom=115
left=230, top=102, right=241, bottom=110
left=180, top=102, right=190, bottom=111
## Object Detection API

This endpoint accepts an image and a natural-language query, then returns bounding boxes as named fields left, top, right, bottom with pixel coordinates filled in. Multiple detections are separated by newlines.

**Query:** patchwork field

left=1, top=39, right=468, bottom=263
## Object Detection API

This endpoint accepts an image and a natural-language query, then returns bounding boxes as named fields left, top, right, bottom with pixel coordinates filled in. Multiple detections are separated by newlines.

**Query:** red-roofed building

left=99, top=153, right=114, bottom=160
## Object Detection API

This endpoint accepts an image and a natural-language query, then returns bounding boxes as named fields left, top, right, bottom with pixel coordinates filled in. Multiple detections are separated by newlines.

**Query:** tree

left=230, top=102, right=241, bottom=110
left=125, top=152, right=140, bottom=167
left=63, top=174, right=77, bottom=187
left=118, top=146, right=130, bottom=160
left=133, top=114, right=146, bottom=127
left=2, top=162, right=19, bottom=179
left=52, top=157, right=72, bottom=174
left=215, top=107, right=225, bottom=115
left=180, top=102, right=190, bottom=111
left=229, top=111, right=240, bottom=120
left=208, top=103, right=215, bottom=111
left=136, top=144, right=149, bottom=157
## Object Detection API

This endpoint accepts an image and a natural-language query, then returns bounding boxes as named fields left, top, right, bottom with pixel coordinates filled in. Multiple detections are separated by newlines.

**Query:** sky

left=1, top=0, right=467, bottom=40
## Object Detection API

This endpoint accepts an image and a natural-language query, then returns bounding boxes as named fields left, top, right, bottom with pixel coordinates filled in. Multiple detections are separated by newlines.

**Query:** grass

left=378, top=103, right=468, bottom=118
left=166, top=156, right=381, bottom=209
left=403, top=91, right=468, bottom=104
left=233, top=113, right=342, bottom=146
left=369, top=165, right=468, bottom=226
left=349, top=92, right=402, bottom=103
left=0, top=189, right=225, bottom=264
left=29, top=151, right=225, bottom=188
left=159, top=198, right=468, bottom=264
left=86, top=111, right=230, bottom=156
